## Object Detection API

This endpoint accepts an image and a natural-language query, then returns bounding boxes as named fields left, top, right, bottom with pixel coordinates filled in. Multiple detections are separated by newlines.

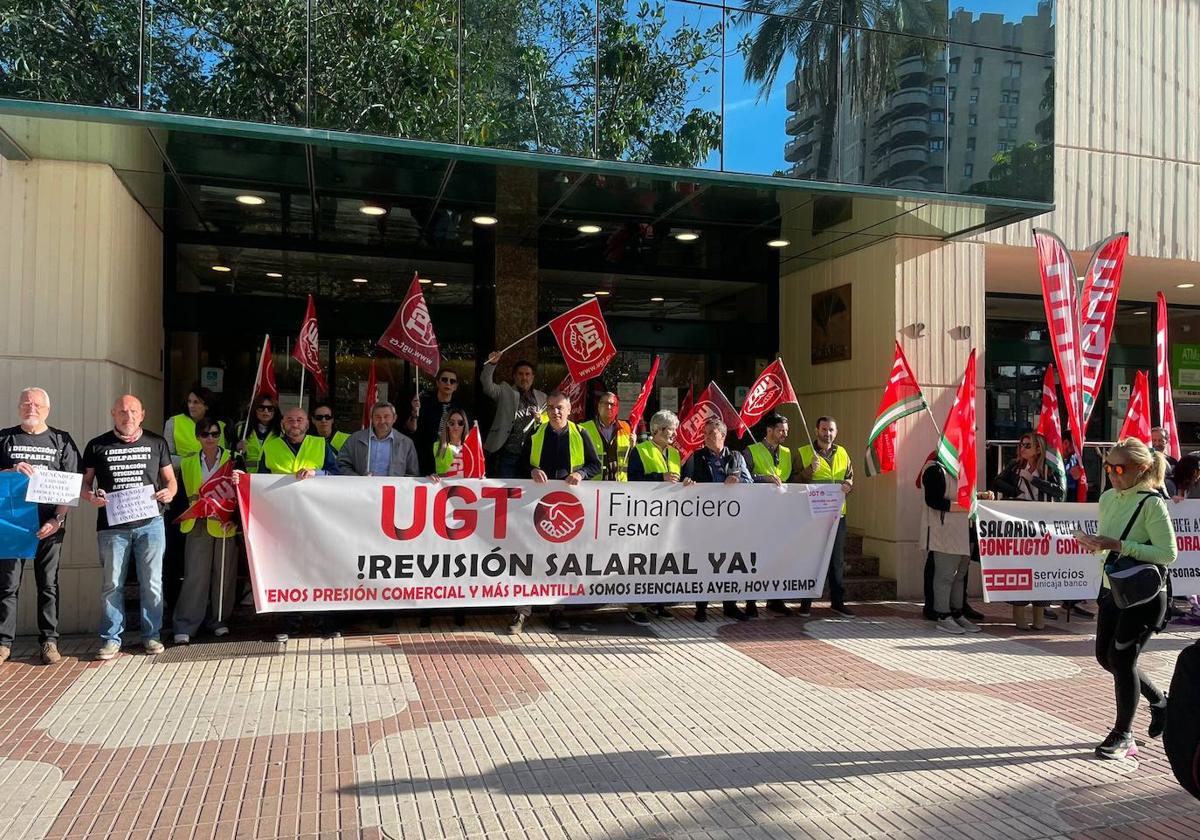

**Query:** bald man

left=82, top=395, right=177, bottom=660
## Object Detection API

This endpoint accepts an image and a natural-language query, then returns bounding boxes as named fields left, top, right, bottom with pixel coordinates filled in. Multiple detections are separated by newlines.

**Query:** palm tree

left=735, top=1, right=946, bottom=180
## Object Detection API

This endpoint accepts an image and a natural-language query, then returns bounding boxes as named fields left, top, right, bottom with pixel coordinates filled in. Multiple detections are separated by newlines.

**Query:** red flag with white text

left=676, top=382, right=744, bottom=462
left=548, top=299, right=617, bottom=383
left=1119, top=371, right=1152, bottom=444
left=253, top=335, right=279, bottom=403
left=1080, top=233, right=1129, bottom=424
left=678, top=384, right=694, bottom=420
left=935, top=350, right=978, bottom=509
left=737, top=358, right=798, bottom=437
left=1035, top=365, right=1067, bottom=494
left=361, top=360, right=378, bottom=430
left=461, top=423, right=487, bottom=479
left=378, top=273, right=442, bottom=376
left=174, top=461, right=237, bottom=532
left=627, top=356, right=661, bottom=434
left=1035, top=230, right=1086, bottom=451
left=291, top=295, right=327, bottom=394
left=1156, top=292, right=1182, bottom=459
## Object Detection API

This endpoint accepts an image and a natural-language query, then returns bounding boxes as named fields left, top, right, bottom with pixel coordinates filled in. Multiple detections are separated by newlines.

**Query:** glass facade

left=1, top=1, right=1054, bottom=203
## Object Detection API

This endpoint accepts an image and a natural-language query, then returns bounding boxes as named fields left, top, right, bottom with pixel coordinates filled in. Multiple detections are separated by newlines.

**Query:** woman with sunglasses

left=405, top=366, right=463, bottom=476
left=235, top=394, right=281, bottom=472
left=1076, top=438, right=1177, bottom=759
left=311, top=402, right=350, bottom=454
left=992, top=432, right=1064, bottom=629
left=420, top=408, right=471, bottom=629
left=174, top=416, right=238, bottom=644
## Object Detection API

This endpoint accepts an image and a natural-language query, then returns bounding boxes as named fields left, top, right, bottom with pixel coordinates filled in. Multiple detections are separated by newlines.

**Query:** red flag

left=737, top=358, right=797, bottom=437
left=678, top=384, right=694, bottom=419
left=556, top=373, right=588, bottom=423
left=676, top=382, right=744, bottom=462
left=935, top=350, right=977, bottom=509
left=1080, top=233, right=1128, bottom=424
left=548, top=299, right=617, bottom=382
left=1035, top=230, right=1086, bottom=452
left=291, top=294, right=327, bottom=394
left=1119, top=371, right=1152, bottom=444
left=627, top=356, right=661, bottom=434
left=1156, top=292, right=1182, bottom=459
left=460, top=423, right=486, bottom=479
left=174, top=461, right=237, bottom=530
left=864, top=341, right=926, bottom=476
left=361, top=359, right=378, bottom=430
left=1036, top=365, right=1068, bottom=493
left=253, top=335, right=279, bottom=402
left=378, top=272, right=442, bottom=376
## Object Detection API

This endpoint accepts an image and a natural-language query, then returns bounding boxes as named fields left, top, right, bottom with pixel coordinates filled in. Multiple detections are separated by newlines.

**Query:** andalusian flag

left=1035, top=365, right=1068, bottom=495
left=864, top=341, right=927, bottom=476
left=936, top=350, right=978, bottom=509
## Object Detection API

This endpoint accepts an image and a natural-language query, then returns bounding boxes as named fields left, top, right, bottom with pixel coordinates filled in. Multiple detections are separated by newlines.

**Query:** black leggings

left=1095, top=589, right=1168, bottom=733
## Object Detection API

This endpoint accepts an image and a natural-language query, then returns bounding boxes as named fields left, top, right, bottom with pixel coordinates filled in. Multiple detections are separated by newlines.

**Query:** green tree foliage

left=0, top=0, right=722, bottom=167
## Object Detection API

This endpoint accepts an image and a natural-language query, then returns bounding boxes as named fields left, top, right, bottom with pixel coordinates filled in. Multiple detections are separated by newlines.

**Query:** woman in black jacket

left=991, top=432, right=1064, bottom=629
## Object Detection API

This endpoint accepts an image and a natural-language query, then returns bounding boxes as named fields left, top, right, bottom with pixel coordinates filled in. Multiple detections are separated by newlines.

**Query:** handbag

left=1103, top=492, right=1168, bottom=609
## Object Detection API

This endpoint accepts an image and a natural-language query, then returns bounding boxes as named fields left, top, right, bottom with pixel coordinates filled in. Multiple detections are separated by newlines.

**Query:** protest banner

left=237, top=476, right=843, bottom=612
left=975, top=499, right=1200, bottom=601
left=24, top=469, right=82, bottom=507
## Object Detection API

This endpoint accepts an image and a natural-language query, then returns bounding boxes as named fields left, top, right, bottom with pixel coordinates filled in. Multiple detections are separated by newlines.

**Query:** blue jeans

left=98, top=518, right=166, bottom=643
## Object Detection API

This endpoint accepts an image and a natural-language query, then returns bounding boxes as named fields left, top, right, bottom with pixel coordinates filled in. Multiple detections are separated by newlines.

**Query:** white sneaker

left=212, top=626, right=230, bottom=637
left=936, top=616, right=965, bottom=635
left=953, top=616, right=981, bottom=633
left=173, top=634, right=190, bottom=645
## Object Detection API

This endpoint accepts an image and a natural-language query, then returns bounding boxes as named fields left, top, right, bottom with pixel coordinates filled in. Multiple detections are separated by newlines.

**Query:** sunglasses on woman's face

left=439, top=377, right=457, bottom=385
left=198, top=430, right=221, bottom=438
left=1104, top=462, right=1129, bottom=476
left=313, top=413, right=333, bottom=421
left=448, top=419, right=466, bottom=426
left=256, top=405, right=276, bottom=413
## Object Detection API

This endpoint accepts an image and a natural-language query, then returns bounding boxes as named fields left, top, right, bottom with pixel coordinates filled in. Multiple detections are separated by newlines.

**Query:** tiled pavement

left=0, top=602, right=1197, bottom=840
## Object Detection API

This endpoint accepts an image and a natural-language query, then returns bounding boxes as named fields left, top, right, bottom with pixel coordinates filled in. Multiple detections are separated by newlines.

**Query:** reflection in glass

left=145, top=0, right=307, bottom=124
left=949, top=1, right=1055, bottom=55
left=0, top=0, right=141, bottom=108
left=310, top=0, right=457, bottom=141
left=461, top=0, right=596, bottom=156
left=597, top=1, right=723, bottom=167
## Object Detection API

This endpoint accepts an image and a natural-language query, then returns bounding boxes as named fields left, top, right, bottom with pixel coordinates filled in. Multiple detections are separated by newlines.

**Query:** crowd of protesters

left=0, top=353, right=1194, bottom=761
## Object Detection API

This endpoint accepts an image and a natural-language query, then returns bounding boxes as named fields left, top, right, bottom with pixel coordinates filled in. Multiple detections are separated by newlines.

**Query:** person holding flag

left=173, top=416, right=238, bottom=645
left=580, top=392, right=632, bottom=482
left=795, top=417, right=854, bottom=618
left=236, top=394, right=281, bottom=472
left=917, top=449, right=981, bottom=636
left=311, top=402, right=351, bottom=455
left=482, top=353, right=546, bottom=478
left=406, top=366, right=463, bottom=477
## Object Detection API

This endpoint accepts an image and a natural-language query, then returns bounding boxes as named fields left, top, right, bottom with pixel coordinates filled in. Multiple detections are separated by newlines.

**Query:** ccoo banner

left=238, top=476, right=844, bottom=612
left=976, top=500, right=1200, bottom=601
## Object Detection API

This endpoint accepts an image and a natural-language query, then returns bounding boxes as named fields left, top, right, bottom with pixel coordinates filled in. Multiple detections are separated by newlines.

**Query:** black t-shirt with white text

left=0, top=425, right=82, bottom=524
left=82, top=430, right=173, bottom=530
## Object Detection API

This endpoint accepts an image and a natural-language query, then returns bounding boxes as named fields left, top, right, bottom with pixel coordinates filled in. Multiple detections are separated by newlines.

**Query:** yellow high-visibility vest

left=179, top=450, right=237, bottom=539
left=796, top=443, right=850, bottom=514
left=172, top=414, right=227, bottom=459
left=580, top=419, right=631, bottom=481
left=262, top=435, right=327, bottom=475
left=530, top=422, right=585, bottom=473
left=747, top=442, right=792, bottom=482
left=633, top=440, right=680, bottom=478
left=241, top=429, right=279, bottom=471
left=433, top=442, right=462, bottom=476
left=330, top=431, right=350, bottom=452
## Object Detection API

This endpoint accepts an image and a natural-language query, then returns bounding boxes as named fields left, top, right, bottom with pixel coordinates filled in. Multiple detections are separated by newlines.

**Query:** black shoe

left=798, top=604, right=811, bottom=618
left=1070, top=604, right=1095, bottom=619
left=744, top=602, right=759, bottom=618
left=626, top=611, right=651, bottom=627
left=722, top=605, right=749, bottom=621
left=418, top=615, right=432, bottom=629
left=922, top=606, right=938, bottom=621
left=1043, top=608, right=1058, bottom=621
left=831, top=604, right=856, bottom=618
left=766, top=600, right=791, bottom=616
left=653, top=605, right=675, bottom=620
left=549, top=611, right=570, bottom=631
left=961, top=604, right=985, bottom=622
left=454, top=612, right=466, bottom=628
left=1095, top=729, right=1137, bottom=760
left=1149, top=697, right=1168, bottom=739
left=694, top=607, right=708, bottom=623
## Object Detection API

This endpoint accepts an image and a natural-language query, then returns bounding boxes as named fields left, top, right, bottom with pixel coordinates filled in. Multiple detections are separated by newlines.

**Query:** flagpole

left=217, top=533, right=226, bottom=630
left=241, top=334, right=269, bottom=443
left=921, top=403, right=943, bottom=439
left=775, top=357, right=814, bottom=454
left=298, top=367, right=306, bottom=410
left=495, top=324, right=549, bottom=357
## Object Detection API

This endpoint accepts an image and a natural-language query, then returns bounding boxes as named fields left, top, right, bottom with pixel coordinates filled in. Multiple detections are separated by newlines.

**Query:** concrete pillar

left=0, top=155, right=163, bottom=634
left=492, top=166, right=540, bottom=376
left=777, top=235, right=986, bottom=598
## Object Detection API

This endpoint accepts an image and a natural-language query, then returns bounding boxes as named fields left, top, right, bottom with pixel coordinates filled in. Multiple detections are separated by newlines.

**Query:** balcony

left=891, top=88, right=931, bottom=110
left=784, top=138, right=812, bottom=163
left=785, top=112, right=813, bottom=136
left=890, top=116, right=931, bottom=141
left=887, top=144, right=931, bottom=174
left=786, top=79, right=798, bottom=111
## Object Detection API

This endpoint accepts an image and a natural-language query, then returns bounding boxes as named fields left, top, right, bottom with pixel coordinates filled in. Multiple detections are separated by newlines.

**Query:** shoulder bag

left=1104, top=491, right=1168, bottom=609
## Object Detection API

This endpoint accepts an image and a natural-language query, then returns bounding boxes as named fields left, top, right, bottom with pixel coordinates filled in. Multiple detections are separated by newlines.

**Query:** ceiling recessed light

left=462, top=239, right=474, bottom=247
left=432, top=281, right=448, bottom=287
left=725, top=369, right=735, bottom=374
left=418, top=278, right=432, bottom=285
left=650, top=296, right=664, bottom=302
left=767, top=238, right=790, bottom=248
left=674, top=230, right=699, bottom=242
left=1132, top=309, right=1148, bottom=315
left=578, top=224, right=602, bottom=234
left=351, top=277, right=368, bottom=284
left=235, top=194, right=265, bottom=206
left=265, top=271, right=283, bottom=279
left=1178, top=283, right=1195, bottom=289
left=359, top=204, right=387, bottom=216
left=581, top=292, right=595, bottom=298
left=594, top=290, right=610, bottom=296
left=472, top=214, right=498, bottom=226
left=211, top=265, right=231, bottom=273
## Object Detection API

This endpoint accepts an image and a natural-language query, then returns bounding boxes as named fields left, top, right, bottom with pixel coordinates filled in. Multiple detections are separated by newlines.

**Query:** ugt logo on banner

left=533, top=491, right=587, bottom=543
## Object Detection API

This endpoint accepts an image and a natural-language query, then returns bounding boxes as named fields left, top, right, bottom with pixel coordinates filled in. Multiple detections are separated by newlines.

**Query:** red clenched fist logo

left=677, top=400, right=719, bottom=450
left=743, top=374, right=782, bottom=417
left=564, top=315, right=607, bottom=364
left=533, top=491, right=586, bottom=543
left=402, top=294, right=436, bottom=349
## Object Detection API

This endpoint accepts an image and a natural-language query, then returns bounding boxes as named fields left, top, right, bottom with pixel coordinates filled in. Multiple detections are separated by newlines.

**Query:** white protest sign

left=24, top=470, right=82, bottom=507
left=103, top=485, right=160, bottom=526
left=237, top=476, right=843, bottom=612
left=806, top=485, right=845, bottom=517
